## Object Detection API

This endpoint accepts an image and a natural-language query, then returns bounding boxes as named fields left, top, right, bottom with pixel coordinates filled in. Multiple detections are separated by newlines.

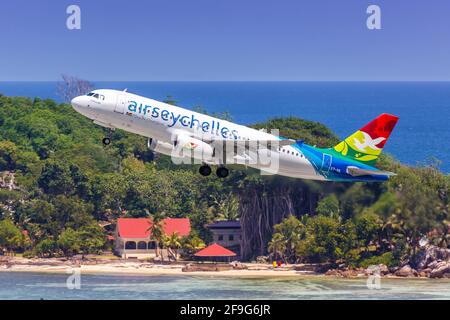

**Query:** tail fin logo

left=353, top=132, right=385, bottom=152
left=333, top=114, right=399, bottom=165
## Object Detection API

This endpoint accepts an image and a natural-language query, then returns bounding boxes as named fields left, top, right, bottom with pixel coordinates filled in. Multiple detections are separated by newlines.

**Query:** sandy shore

left=0, top=258, right=316, bottom=277
left=1, top=258, right=446, bottom=280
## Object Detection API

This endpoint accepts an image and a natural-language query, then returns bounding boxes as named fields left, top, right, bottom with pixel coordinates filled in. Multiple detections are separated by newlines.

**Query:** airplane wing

left=209, top=138, right=296, bottom=148
left=275, top=139, right=297, bottom=146
left=347, top=166, right=396, bottom=177
left=248, top=138, right=296, bottom=148
left=207, top=138, right=296, bottom=165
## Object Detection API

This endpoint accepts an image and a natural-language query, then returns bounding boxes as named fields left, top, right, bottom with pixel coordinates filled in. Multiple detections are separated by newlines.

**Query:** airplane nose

left=71, top=96, right=83, bottom=108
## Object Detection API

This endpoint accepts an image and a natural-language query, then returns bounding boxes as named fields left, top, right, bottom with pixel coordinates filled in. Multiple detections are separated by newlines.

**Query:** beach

left=0, top=257, right=314, bottom=277
left=0, top=257, right=445, bottom=279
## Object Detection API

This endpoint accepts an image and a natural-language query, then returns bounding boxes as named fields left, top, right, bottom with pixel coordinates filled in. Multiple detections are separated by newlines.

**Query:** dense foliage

left=0, top=94, right=448, bottom=267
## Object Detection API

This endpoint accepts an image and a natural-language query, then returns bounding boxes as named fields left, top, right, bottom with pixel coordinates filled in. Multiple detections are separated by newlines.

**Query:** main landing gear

left=198, top=165, right=229, bottom=178
left=199, top=165, right=212, bottom=177
left=216, top=166, right=229, bottom=178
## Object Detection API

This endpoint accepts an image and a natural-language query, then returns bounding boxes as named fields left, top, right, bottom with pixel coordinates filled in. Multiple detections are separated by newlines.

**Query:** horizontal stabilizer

left=347, top=166, right=396, bottom=177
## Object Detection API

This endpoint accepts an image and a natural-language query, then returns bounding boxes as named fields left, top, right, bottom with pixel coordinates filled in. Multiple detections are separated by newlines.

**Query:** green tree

left=182, top=233, right=206, bottom=256
left=213, top=192, right=240, bottom=221
left=77, top=224, right=106, bottom=256
left=149, top=213, right=165, bottom=260
left=268, top=233, right=287, bottom=262
left=316, top=194, right=340, bottom=219
left=164, top=232, right=182, bottom=261
left=296, top=215, right=358, bottom=264
left=38, top=161, right=75, bottom=195
left=354, top=212, right=382, bottom=252
left=58, top=228, right=81, bottom=257
left=0, top=219, right=25, bottom=255
left=0, top=141, right=18, bottom=170
left=272, top=215, right=305, bottom=262
left=34, top=238, right=58, bottom=258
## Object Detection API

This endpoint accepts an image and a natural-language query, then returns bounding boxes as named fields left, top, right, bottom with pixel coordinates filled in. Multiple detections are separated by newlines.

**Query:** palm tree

left=148, top=213, right=165, bottom=261
left=213, top=192, right=240, bottom=221
left=182, top=235, right=206, bottom=257
left=164, top=232, right=182, bottom=261
left=268, top=233, right=287, bottom=263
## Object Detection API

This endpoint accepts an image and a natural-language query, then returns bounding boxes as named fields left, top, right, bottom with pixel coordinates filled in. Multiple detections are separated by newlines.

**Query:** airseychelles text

left=128, top=100, right=239, bottom=140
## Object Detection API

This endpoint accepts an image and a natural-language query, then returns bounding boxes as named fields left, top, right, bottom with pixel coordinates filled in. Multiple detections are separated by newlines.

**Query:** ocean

left=0, top=272, right=449, bottom=300
left=0, top=81, right=449, bottom=173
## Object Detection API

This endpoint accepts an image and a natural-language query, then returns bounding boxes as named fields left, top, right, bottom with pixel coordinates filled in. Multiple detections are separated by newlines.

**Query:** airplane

left=71, top=89, right=399, bottom=182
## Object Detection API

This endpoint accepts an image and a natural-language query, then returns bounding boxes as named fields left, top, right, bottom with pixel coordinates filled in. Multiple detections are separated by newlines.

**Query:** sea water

left=0, top=272, right=449, bottom=300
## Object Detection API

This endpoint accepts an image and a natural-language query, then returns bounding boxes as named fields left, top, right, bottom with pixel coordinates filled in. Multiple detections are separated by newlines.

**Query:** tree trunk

left=239, top=181, right=318, bottom=261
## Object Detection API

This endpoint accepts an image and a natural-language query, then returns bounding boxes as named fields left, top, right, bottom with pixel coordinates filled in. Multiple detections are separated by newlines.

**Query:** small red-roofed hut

left=194, top=243, right=237, bottom=262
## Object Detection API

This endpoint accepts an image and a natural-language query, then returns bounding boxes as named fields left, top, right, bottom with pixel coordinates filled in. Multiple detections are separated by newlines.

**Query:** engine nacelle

left=174, top=135, right=214, bottom=162
left=148, top=138, right=174, bottom=155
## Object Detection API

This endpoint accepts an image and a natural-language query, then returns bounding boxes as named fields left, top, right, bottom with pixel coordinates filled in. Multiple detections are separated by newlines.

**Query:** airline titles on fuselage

left=127, top=100, right=240, bottom=140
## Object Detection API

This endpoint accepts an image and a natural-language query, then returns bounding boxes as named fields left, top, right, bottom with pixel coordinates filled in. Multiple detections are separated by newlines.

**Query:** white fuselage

left=71, top=89, right=324, bottom=180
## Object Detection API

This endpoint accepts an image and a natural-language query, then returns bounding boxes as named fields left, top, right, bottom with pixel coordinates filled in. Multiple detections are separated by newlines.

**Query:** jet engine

left=148, top=136, right=214, bottom=162
left=148, top=138, right=174, bottom=155
left=173, top=135, right=214, bottom=162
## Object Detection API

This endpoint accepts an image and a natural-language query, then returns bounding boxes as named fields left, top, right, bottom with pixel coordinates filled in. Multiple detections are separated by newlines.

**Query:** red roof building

left=117, top=218, right=190, bottom=238
left=195, top=243, right=237, bottom=257
left=114, top=218, right=191, bottom=259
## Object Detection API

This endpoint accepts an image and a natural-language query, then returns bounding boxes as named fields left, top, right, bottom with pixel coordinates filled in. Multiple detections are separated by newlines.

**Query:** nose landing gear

left=102, top=137, right=111, bottom=146
left=102, top=128, right=114, bottom=146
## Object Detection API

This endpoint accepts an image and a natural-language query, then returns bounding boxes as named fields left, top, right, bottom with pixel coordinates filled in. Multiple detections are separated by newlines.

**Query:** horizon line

left=2, top=80, right=450, bottom=83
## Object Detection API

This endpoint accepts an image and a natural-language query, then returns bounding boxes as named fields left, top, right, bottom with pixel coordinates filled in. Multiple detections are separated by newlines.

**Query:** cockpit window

left=86, top=92, right=104, bottom=100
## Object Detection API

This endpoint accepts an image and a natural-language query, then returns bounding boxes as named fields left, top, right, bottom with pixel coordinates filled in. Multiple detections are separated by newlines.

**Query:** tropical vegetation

left=0, top=92, right=448, bottom=269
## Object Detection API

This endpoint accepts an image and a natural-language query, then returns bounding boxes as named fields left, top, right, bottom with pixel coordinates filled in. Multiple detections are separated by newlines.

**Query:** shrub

left=358, top=252, right=396, bottom=268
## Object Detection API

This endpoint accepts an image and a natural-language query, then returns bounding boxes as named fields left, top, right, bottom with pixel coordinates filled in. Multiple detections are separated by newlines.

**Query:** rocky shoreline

left=325, top=245, right=450, bottom=279
left=324, top=261, right=450, bottom=279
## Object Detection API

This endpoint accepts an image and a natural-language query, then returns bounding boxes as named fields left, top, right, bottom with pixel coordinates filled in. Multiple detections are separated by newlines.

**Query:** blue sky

left=1, top=0, right=450, bottom=81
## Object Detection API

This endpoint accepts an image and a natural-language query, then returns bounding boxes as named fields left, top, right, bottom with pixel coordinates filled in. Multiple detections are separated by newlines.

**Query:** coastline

left=0, top=259, right=309, bottom=278
left=1, top=258, right=447, bottom=280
